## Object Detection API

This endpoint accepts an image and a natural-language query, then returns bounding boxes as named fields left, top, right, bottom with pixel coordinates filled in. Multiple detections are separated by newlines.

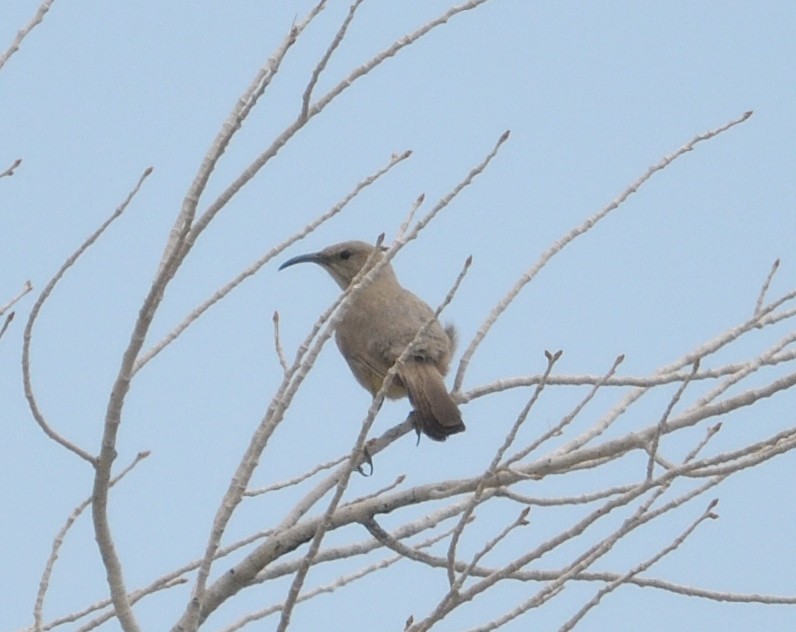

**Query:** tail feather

left=399, top=362, right=465, bottom=441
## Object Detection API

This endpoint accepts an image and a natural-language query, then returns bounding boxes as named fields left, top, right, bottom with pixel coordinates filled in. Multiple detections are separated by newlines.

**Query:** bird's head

left=279, top=240, right=391, bottom=290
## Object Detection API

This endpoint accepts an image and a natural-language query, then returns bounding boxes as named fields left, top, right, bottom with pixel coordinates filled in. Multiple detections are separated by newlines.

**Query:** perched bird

left=279, top=240, right=465, bottom=441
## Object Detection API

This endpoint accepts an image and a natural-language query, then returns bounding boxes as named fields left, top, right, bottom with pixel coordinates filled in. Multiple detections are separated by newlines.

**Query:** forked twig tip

left=545, top=349, right=563, bottom=362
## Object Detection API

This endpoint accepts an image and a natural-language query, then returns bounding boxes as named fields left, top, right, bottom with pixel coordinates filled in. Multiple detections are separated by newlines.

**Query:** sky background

left=2, top=1, right=796, bottom=630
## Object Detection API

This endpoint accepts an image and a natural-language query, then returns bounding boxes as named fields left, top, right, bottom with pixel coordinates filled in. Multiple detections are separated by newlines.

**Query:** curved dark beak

left=278, top=252, right=324, bottom=271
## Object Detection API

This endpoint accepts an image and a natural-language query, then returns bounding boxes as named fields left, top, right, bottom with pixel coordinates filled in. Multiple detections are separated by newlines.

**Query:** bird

left=279, top=240, right=465, bottom=441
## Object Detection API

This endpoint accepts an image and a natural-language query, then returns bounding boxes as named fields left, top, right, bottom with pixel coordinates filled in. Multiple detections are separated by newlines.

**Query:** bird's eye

left=339, top=249, right=352, bottom=260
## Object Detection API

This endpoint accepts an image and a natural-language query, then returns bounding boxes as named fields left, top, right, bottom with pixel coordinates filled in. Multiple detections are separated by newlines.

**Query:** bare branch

left=460, top=343, right=796, bottom=402
left=12, top=3, right=793, bottom=629
left=447, top=350, right=560, bottom=587
left=556, top=284, right=793, bottom=458
left=43, top=528, right=277, bottom=632
left=22, top=168, right=152, bottom=465
left=180, top=0, right=497, bottom=281
left=159, top=2, right=327, bottom=275
left=684, top=329, right=796, bottom=415
left=300, top=0, right=367, bottom=120
left=174, top=233, right=387, bottom=631
left=33, top=452, right=150, bottom=632
left=448, top=477, right=725, bottom=632
left=221, top=522, right=463, bottom=632
left=0, top=0, right=57, bottom=72
left=496, top=484, right=639, bottom=507
left=134, top=149, right=411, bottom=373
left=503, top=354, right=625, bottom=468
left=26, top=575, right=186, bottom=632
left=454, top=110, right=754, bottom=392
left=557, top=500, right=719, bottom=632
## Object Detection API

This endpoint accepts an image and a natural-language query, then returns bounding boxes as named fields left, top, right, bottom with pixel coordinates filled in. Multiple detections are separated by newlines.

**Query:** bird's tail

left=400, top=362, right=465, bottom=441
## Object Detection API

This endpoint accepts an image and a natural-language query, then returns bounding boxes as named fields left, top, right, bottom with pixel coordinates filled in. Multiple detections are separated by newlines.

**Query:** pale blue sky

left=2, top=2, right=796, bottom=631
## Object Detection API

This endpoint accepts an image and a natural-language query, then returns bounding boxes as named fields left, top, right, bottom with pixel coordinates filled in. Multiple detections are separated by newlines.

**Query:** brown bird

left=279, top=240, right=465, bottom=441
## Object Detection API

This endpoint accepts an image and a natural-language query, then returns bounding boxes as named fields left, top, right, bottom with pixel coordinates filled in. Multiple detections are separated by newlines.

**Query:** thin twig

left=244, top=456, right=346, bottom=497
left=0, top=0, right=57, bottom=72
left=503, top=354, right=625, bottom=468
left=397, top=194, right=425, bottom=241
left=495, top=484, right=638, bottom=507
left=300, top=0, right=366, bottom=120
left=272, top=311, right=288, bottom=373
left=251, top=496, right=479, bottom=588
left=684, top=330, right=796, bottom=416
left=0, top=312, right=15, bottom=342
left=72, top=579, right=188, bottom=632
left=0, top=157, right=22, bottom=178
left=22, top=168, right=152, bottom=465
left=363, top=517, right=473, bottom=567
left=1, top=280, right=33, bottom=315
left=462, top=507, right=530, bottom=583
left=754, top=258, right=780, bottom=317
left=646, top=359, right=701, bottom=480
left=348, top=475, right=406, bottom=504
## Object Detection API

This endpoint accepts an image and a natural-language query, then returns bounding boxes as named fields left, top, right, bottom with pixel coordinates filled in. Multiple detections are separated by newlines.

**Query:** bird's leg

left=355, top=442, right=374, bottom=476
left=407, top=410, right=423, bottom=446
